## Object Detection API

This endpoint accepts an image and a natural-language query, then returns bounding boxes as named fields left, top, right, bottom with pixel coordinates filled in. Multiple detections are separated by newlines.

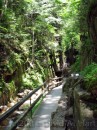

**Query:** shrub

left=80, top=63, right=97, bottom=90
left=71, top=56, right=81, bottom=72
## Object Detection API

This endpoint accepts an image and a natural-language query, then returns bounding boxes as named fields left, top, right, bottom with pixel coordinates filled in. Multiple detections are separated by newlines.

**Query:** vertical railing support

left=30, top=97, right=33, bottom=118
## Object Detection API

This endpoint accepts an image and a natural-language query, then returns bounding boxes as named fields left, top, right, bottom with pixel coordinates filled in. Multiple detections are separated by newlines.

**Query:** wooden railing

left=0, top=77, right=63, bottom=130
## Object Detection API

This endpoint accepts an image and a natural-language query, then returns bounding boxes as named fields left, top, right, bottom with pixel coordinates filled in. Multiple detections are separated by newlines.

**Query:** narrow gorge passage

left=24, top=84, right=63, bottom=130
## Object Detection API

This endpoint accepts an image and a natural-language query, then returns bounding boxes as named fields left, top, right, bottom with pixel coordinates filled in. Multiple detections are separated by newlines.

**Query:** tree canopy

left=0, top=0, right=97, bottom=104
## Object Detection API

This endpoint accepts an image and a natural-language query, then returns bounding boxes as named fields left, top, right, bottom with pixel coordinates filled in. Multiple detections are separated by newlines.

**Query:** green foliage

left=61, top=0, right=80, bottom=51
left=89, top=103, right=97, bottom=110
left=6, top=81, right=16, bottom=99
left=0, top=0, right=64, bottom=98
left=1, top=0, right=95, bottom=104
left=0, top=78, right=16, bottom=103
left=0, top=78, right=6, bottom=93
left=71, top=56, right=81, bottom=72
left=76, top=0, right=96, bottom=67
left=80, top=63, right=97, bottom=90
left=22, top=69, right=43, bottom=89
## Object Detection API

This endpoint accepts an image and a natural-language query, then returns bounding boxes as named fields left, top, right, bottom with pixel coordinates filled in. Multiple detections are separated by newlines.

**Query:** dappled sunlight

left=1, top=0, right=97, bottom=129
left=23, top=85, right=63, bottom=130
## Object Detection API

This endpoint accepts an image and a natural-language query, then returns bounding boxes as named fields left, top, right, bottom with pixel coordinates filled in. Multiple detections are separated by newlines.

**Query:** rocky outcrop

left=50, top=79, right=75, bottom=130
left=50, top=75, right=97, bottom=130
left=73, top=86, right=97, bottom=130
left=0, top=42, right=27, bottom=105
left=50, top=94, right=67, bottom=130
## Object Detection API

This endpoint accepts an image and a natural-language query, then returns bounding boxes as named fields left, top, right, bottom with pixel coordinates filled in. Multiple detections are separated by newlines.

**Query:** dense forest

left=0, top=0, right=97, bottom=106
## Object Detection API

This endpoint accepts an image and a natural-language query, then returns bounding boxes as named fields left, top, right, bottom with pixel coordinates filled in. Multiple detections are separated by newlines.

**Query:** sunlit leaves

left=60, top=0, right=80, bottom=50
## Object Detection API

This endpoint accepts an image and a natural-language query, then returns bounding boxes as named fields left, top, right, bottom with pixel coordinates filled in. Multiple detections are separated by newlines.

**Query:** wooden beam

left=0, top=85, right=42, bottom=123
left=8, top=94, right=43, bottom=130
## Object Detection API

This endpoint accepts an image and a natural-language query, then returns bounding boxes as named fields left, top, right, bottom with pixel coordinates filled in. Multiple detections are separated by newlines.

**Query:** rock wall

left=50, top=76, right=97, bottom=130
left=73, top=86, right=97, bottom=130
left=50, top=80, right=74, bottom=130
left=0, top=43, right=27, bottom=105
left=73, top=87, right=84, bottom=130
left=50, top=93, right=67, bottom=130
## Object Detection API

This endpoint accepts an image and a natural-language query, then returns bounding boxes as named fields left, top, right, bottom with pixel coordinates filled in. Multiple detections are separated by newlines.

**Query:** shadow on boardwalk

left=23, top=85, right=63, bottom=130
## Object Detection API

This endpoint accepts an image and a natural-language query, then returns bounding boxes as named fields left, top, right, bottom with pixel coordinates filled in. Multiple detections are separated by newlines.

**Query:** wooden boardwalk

left=23, top=85, right=63, bottom=130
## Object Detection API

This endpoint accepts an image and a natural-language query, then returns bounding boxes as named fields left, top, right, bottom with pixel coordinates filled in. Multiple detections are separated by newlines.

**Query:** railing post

left=47, top=78, right=50, bottom=91
left=0, top=80, right=48, bottom=129
left=30, top=97, right=33, bottom=119
left=42, top=84, right=44, bottom=98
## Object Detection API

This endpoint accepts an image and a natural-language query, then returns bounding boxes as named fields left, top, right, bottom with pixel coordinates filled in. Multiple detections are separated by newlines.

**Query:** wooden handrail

left=0, top=77, right=61, bottom=130
left=8, top=94, right=43, bottom=130
left=50, top=76, right=63, bottom=80
left=0, top=85, right=43, bottom=123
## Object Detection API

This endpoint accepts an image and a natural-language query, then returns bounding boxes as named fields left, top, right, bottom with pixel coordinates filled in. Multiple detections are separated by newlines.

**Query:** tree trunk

left=49, top=51, right=58, bottom=72
left=58, top=36, right=63, bottom=69
left=88, top=3, right=97, bottom=62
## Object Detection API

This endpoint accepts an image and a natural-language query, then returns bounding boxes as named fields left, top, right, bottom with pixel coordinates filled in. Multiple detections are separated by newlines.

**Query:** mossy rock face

left=62, top=77, right=72, bottom=93
left=0, top=79, right=17, bottom=105
left=93, top=110, right=97, bottom=118
left=62, top=76, right=81, bottom=93
left=2, top=63, right=24, bottom=91
left=0, top=41, right=26, bottom=76
left=0, top=43, right=10, bottom=75
left=73, top=86, right=97, bottom=130
left=0, top=42, right=27, bottom=104
left=91, top=88, right=97, bottom=98
left=0, top=85, right=10, bottom=105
